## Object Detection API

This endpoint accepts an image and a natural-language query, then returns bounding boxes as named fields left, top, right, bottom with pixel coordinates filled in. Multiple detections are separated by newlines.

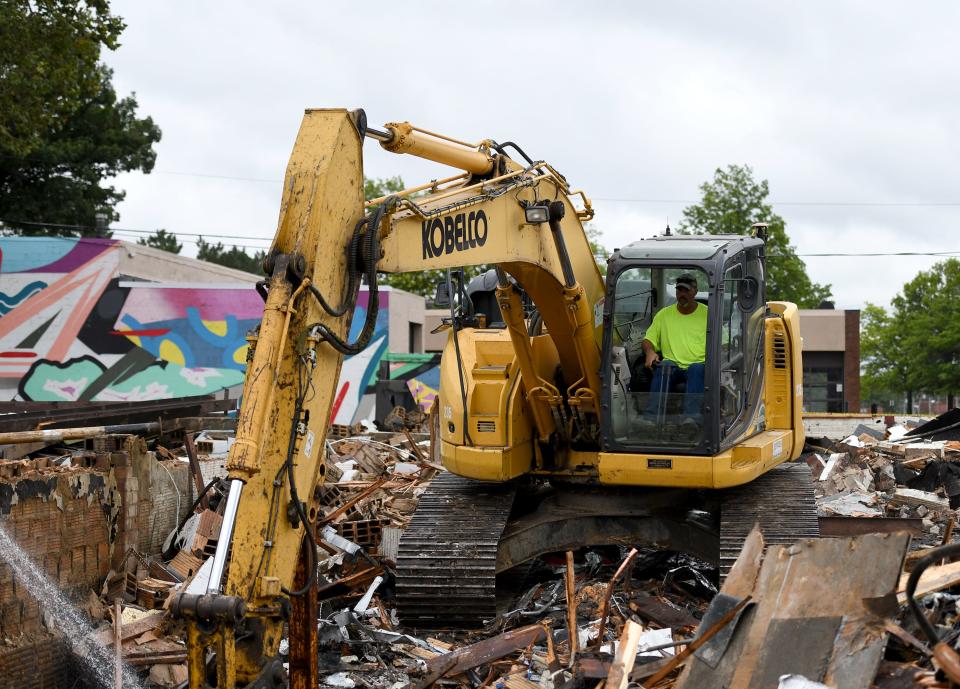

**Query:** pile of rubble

left=809, top=421, right=960, bottom=544
left=17, top=412, right=960, bottom=688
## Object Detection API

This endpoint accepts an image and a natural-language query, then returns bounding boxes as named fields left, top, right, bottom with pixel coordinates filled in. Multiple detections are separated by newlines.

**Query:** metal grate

left=477, top=420, right=497, bottom=433
left=772, top=334, right=788, bottom=369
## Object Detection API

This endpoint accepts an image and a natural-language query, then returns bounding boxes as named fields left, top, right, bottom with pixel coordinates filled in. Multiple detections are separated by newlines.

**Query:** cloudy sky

left=103, top=1, right=959, bottom=310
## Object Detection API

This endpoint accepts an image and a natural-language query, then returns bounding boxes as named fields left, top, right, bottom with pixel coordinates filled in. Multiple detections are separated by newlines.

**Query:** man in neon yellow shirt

left=641, top=273, right=707, bottom=417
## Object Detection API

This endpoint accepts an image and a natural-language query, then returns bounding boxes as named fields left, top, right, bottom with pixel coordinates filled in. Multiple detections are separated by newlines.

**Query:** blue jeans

left=646, top=360, right=705, bottom=417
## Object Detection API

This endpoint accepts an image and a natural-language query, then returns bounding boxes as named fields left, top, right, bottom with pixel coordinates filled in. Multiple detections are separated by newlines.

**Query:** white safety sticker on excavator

left=773, top=438, right=783, bottom=458
left=303, top=430, right=315, bottom=458
left=797, top=383, right=803, bottom=398
left=443, top=405, right=453, bottom=419
left=594, top=298, right=604, bottom=327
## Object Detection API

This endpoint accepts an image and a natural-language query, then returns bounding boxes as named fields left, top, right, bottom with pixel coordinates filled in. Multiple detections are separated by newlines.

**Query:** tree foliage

left=586, top=223, right=610, bottom=276
left=678, top=165, right=831, bottom=308
left=137, top=228, right=181, bottom=254
left=197, top=237, right=265, bottom=274
left=861, top=259, right=960, bottom=411
left=0, top=0, right=161, bottom=236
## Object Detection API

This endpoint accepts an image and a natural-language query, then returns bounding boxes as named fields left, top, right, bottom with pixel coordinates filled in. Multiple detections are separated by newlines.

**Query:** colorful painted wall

left=0, top=237, right=261, bottom=402
left=0, top=238, right=440, bottom=423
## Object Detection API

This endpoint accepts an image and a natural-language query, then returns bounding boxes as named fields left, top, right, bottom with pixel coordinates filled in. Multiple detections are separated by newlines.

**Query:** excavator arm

left=175, top=108, right=607, bottom=687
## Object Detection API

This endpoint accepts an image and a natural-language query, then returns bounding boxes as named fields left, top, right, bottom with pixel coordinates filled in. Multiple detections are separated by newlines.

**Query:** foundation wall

left=0, top=435, right=196, bottom=686
left=0, top=463, right=118, bottom=639
left=0, top=636, right=75, bottom=689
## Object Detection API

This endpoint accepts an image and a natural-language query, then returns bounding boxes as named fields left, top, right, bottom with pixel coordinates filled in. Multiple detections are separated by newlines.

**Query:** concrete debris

left=811, top=416, right=960, bottom=545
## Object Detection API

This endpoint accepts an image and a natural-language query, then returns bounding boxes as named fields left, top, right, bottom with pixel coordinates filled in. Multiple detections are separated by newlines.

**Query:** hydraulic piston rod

left=370, top=121, right=494, bottom=175
left=207, top=479, right=244, bottom=593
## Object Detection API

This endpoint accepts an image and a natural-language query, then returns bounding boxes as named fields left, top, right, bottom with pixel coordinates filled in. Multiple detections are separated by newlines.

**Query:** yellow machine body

left=182, top=108, right=806, bottom=686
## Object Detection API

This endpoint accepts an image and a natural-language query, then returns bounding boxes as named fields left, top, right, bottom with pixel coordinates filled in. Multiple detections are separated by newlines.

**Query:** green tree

left=860, top=259, right=960, bottom=412
left=860, top=303, right=915, bottom=412
left=678, top=165, right=831, bottom=308
left=586, top=223, right=610, bottom=275
left=0, top=1, right=161, bottom=236
left=364, top=175, right=404, bottom=202
left=197, top=237, right=265, bottom=274
left=137, top=228, right=181, bottom=254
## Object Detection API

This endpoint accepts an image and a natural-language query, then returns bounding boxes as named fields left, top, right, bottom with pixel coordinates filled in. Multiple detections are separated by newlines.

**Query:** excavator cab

left=601, top=234, right=767, bottom=456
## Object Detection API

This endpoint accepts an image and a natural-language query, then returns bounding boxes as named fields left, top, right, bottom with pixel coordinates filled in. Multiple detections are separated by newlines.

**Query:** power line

left=593, top=197, right=960, bottom=207
left=152, top=170, right=960, bottom=208
left=156, top=170, right=281, bottom=184
left=1, top=218, right=272, bottom=244
left=4, top=218, right=958, bottom=259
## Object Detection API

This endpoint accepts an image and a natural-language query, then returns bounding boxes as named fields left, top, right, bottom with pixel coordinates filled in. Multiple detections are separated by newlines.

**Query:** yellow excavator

left=172, top=109, right=815, bottom=687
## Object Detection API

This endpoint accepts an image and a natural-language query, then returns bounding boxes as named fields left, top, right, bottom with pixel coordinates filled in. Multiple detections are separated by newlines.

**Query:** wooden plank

left=414, top=624, right=547, bottom=689
left=565, top=551, right=578, bottom=656
left=606, top=620, right=643, bottom=689
left=897, top=559, right=960, bottom=604
left=595, top=547, right=638, bottom=649
left=94, top=610, right=165, bottom=647
left=628, top=591, right=700, bottom=630
left=114, top=600, right=122, bottom=689
left=183, top=433, right=209, bottom=510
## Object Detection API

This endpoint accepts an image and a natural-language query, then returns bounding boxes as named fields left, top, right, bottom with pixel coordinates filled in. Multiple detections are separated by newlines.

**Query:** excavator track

left=395, top=472, right=517, bottom=629
left=719, top=462, right=820, bottom=579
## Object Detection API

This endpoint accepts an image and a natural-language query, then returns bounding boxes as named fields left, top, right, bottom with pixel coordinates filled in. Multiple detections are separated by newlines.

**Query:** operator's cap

left=675, top=273, right=698, bottom=291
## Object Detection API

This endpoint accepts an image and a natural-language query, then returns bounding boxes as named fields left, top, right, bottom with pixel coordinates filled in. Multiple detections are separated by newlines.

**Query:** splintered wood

left=317, top=435, right=436, bottom=551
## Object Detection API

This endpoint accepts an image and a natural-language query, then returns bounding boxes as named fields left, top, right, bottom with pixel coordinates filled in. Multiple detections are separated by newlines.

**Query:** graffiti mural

left=0, top=237, right=260, bottom=402
left=0, top=238, right=437, bottom=421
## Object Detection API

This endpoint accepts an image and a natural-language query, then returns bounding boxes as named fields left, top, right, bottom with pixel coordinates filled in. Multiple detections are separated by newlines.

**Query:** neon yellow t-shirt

left=643, top=303, right=707, bottom=369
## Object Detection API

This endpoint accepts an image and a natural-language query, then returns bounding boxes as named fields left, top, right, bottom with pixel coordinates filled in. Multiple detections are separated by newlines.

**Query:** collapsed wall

left=0, top=435, right=192, bottom=688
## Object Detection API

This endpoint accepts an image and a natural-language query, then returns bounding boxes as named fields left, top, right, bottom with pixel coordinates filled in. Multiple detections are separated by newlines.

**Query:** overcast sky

left=103, top=1, right=960, bottom=310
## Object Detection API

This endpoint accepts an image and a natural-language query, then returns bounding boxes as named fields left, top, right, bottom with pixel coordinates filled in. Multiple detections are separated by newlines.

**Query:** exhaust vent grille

left=772, top=334, right=788, bottom=369
left=477, top=420, right=497, bottom=433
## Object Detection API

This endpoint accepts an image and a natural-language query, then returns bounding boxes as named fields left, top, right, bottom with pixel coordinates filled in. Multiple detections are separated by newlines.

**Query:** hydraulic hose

left=311, top=197, right=397, bottom=354
left=906, top=542, right=960, bottom=644
left=307, top=216, right=367, bottom=317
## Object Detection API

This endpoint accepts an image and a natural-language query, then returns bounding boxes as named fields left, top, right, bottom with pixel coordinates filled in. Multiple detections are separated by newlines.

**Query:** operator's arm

left=642, top=312, right=662, bottom=369
left=641, top=339, right=660, bottom=369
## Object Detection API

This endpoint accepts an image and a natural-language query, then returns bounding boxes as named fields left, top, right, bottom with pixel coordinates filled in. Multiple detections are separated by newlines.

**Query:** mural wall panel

left=0, top=238, right=440, bottom=424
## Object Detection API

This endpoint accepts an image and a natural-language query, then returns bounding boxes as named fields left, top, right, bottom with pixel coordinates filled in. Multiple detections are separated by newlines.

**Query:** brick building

left=798, top=308, right=861, bottom=413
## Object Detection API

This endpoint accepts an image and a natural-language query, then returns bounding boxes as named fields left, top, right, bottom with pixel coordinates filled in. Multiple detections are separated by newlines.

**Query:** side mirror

left=738, top=277, right=760, bottom=311
left=434, top=280, right=451, bottom=308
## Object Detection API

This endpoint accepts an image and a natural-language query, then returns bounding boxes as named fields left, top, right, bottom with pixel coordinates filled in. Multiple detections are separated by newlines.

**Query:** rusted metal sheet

left=289, top=538, right=319, bottom=689
left=819, top=516, right=924, bottom=537
left=414, top=624, right=547, bottom=689
left=0, top=395, right=233, bottom=433
left=678, top=530, right=910, bottom=689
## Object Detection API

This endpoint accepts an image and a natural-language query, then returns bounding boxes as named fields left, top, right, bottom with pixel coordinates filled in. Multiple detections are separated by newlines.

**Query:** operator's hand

left=644, top=350, right=661, bottom=369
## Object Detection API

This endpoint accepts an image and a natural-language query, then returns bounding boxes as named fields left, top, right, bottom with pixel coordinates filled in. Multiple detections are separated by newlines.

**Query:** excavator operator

left=641, top=273, right=708, bottom=418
